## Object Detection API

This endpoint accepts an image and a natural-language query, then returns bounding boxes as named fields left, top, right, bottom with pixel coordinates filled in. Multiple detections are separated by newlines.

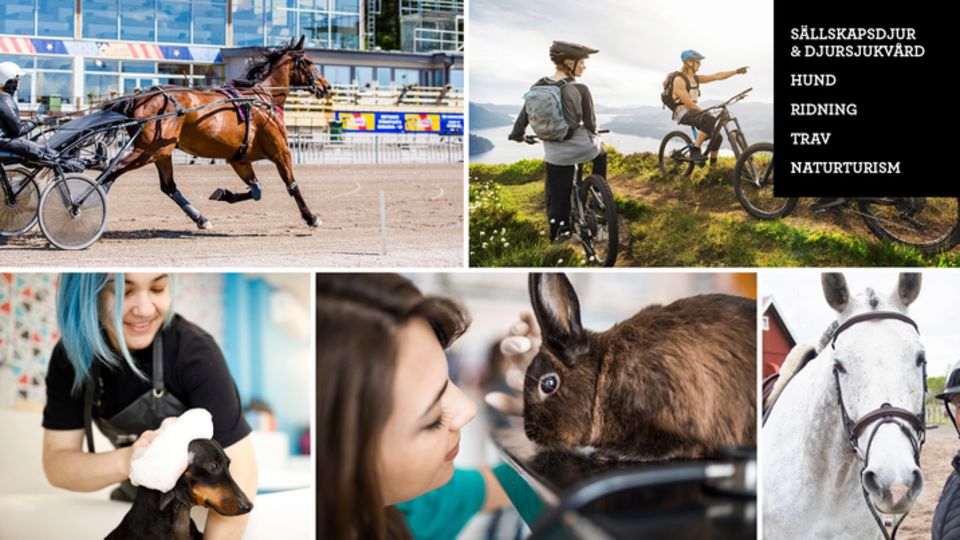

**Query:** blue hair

left=56, top=273, right=176, bottom=395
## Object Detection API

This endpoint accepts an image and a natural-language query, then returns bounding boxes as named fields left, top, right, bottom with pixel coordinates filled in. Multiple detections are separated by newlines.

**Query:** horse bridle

left=831, top=311, right=926, bottom=540
left=291, top=54, right=324, bottom=97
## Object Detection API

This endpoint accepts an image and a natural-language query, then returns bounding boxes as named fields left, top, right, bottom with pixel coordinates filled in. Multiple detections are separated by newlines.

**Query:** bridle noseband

left=831, top=311, right=926, bottom=540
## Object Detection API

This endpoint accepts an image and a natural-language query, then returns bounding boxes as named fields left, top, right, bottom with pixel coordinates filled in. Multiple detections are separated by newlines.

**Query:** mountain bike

left=658, top=88, right=756, bottom=177
left=525, top=131, right=619, bottom=266
left=733, top=155, right=960, bottom=254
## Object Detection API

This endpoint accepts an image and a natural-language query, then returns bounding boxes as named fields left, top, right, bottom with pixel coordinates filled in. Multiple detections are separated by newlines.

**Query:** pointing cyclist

left=666, top=50, right=748, bottom=166
left=509, top=41, right=607, bottom=241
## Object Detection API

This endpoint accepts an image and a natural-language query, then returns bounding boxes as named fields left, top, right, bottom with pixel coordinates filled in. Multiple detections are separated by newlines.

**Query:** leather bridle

left=292, top=54, right=326, bottom=98
left=831, top=311, right=926, bottom=540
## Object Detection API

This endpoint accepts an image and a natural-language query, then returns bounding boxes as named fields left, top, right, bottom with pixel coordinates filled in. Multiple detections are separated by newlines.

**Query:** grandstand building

left=0, top=0, right=462, bottom=135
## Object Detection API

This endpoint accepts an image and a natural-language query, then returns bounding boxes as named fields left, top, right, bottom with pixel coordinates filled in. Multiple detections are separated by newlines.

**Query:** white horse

left=763, top=273, right=927, bottom=539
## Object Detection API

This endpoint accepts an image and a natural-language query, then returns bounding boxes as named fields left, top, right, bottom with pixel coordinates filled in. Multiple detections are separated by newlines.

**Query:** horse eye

left=833, top=360, right=846, bottom=374
left=917, top=352, right=926, bottom=367
left=540, top=374, right=560, bottom=396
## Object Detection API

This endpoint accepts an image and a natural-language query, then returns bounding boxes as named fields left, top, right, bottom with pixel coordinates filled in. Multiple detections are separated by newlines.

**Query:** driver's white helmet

left=0, top=62, right=23, bottom=85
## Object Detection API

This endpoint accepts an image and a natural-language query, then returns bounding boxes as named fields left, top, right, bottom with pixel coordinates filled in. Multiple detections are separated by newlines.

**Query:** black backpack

left=660, top=71, right=691, bottom=112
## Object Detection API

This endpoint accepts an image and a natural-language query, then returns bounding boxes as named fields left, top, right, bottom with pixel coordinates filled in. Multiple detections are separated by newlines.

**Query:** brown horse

left=102, top=36, right=331, bottom=229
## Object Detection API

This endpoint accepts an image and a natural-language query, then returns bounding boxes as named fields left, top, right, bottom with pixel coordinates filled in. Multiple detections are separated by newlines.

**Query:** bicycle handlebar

left=703, top=88, right=753, bottom=112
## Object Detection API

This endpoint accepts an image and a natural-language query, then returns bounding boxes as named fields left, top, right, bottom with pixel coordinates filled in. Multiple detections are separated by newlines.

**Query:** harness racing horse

left=762, top=273, right=927, bottom=540
left=101, top=35, right=330, bottom=229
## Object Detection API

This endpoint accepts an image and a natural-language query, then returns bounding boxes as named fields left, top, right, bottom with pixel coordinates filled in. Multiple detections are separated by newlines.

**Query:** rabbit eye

left=539, top=373, right=560, bottom=396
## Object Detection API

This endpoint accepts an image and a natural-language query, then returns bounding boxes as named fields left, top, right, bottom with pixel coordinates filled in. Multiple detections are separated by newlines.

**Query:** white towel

left=128, top=408, right=214, bottom=493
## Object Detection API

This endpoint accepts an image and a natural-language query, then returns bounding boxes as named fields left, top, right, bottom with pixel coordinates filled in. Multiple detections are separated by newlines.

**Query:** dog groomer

left=41, top=273, right=257, bottom=539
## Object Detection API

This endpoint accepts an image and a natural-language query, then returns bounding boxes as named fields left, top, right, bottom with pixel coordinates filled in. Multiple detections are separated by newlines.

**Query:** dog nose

left=237, top=497, right=253, bottom=513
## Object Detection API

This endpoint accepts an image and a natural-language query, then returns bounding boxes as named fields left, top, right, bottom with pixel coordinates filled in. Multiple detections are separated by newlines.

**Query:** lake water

left=470, top=114, right=664, bottom=165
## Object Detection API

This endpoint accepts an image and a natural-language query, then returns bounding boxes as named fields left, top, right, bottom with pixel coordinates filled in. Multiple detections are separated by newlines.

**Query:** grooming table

left=0, top=488, right=312, bottom=539
left=489, top=414, right=756, bottom=539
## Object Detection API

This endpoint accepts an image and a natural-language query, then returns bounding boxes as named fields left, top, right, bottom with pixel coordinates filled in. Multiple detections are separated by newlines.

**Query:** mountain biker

left=668, top=50, right=748, bottom=166
left=508, top=41, right=607, bottom=241
left=0, top=61, right=82, bottom=171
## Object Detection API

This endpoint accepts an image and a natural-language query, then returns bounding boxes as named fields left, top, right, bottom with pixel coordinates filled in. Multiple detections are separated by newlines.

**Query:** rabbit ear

left=529, top=273, right=589, bottom=367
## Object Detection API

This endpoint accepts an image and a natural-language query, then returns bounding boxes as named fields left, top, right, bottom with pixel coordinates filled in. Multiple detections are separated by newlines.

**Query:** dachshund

left=105, top=439, right=253, bottom=540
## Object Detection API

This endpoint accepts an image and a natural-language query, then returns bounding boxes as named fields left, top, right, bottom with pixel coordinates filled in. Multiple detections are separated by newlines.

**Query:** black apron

left=83, top=329, right=187, bottom=500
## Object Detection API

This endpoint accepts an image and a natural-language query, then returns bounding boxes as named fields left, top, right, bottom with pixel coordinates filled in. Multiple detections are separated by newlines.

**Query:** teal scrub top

left=396, top=468, right=486, bottom=540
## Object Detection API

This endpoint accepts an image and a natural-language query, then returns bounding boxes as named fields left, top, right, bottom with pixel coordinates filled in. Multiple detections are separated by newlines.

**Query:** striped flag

left=0, top=37, right=36, bottom=55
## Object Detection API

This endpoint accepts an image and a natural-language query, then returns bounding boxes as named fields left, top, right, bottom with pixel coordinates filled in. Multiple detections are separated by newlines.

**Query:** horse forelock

left=865, top=287, right=879, bottom=310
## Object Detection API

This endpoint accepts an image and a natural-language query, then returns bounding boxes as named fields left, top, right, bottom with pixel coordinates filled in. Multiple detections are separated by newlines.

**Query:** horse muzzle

left=862, top=465, right=923, bottom=515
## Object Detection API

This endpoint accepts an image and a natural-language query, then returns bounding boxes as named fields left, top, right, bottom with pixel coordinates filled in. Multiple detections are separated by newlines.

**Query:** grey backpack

left=523, top=81, right=577, bottom=141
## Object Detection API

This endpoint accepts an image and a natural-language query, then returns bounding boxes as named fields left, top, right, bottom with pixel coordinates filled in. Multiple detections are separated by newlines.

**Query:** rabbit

left=523, top=273, right=757, bottom=461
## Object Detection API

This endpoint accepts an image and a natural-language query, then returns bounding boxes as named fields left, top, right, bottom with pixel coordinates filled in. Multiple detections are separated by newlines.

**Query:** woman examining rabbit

left=316, top=274, right=509, bottom=540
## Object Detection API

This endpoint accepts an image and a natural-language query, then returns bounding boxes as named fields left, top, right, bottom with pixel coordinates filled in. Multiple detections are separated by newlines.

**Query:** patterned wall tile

left=0, top=274, right=223, bottom=410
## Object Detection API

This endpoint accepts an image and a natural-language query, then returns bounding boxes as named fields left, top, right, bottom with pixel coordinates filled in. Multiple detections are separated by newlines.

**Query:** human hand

left=484, top=312, right=541, bottom=416
left=736, top=66, right=749, bottom=75
left=130, top=428, right=160, bottom=461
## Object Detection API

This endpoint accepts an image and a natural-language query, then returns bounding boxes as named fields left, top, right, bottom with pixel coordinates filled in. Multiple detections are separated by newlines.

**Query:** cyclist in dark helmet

left=933, top=359, right=960, bottom=540
left=509, top=40, right=607, bottom=241
left=668, top=50, right=748, bottom=166
left=0, top=61, right=83, bottom=171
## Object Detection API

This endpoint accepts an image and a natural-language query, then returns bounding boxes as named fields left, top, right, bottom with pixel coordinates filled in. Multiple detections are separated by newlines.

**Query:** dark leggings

left=0, top=138, right=52, bottom=162
left=544, top=150, right=607, bottom=240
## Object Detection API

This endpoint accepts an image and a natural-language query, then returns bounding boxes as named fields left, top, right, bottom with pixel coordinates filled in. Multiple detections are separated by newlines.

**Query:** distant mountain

left=471, top=100, right=774, bottom=146
left=470, top=103, right=515, bottom=130
left=605, top=101, right=773, bottom=143
left=470, top=134, right=494, bottom=155
left=473, top=102, right=519, bottom=117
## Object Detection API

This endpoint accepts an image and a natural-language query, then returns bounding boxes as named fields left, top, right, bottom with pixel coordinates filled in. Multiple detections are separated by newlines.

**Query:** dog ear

left=821, top=273, right=849, bottom=312
left=529, top=273, right=589, bottom=367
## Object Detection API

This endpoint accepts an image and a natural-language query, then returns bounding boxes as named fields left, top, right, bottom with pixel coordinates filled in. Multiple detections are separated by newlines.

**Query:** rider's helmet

left=0, top=61, right=23, bottom=87
left=549, top=41, right=599, bottom=66
left=681, top=50, right=706, bottom=63
left=938, top=359, right=960, bottom=437
left=937, top=359, right=960, bottom=400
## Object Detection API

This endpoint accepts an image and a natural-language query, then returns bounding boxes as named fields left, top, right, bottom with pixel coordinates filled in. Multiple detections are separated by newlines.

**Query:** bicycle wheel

left=859, top=197, right=960, bottom=254
left=734, top=142, right=797, bottom=219
left=658, top=131, right=695, bottom=177
left=0, top=166, right=40, bottom=236
left=577, top=175, right=619, bottom=266
left=38, top=174, right=108, bottom=250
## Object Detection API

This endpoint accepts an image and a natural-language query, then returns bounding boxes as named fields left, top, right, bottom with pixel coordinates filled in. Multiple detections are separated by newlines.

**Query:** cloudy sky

left=469, top=0, right=773, bottom=107
left=763, top=271, right=960, bottom=377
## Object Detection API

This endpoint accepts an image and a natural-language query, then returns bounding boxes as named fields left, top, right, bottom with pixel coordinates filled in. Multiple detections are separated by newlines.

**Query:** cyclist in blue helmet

left=667, top=50, right=748, bottom=166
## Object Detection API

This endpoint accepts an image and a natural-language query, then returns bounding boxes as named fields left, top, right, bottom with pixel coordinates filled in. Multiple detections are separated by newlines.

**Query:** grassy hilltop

left=469, top=149, right=960, bottom=267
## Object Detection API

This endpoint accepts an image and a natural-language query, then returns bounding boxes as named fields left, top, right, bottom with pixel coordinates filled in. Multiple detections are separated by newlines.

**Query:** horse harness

left=831, top=311, right=926, bottom=540
left=152, top=84, right=280, bottom=162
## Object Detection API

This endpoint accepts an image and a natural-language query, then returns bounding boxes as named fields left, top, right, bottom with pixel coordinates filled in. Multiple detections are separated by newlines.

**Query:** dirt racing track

left=0, top=163, right=463, bottom=267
